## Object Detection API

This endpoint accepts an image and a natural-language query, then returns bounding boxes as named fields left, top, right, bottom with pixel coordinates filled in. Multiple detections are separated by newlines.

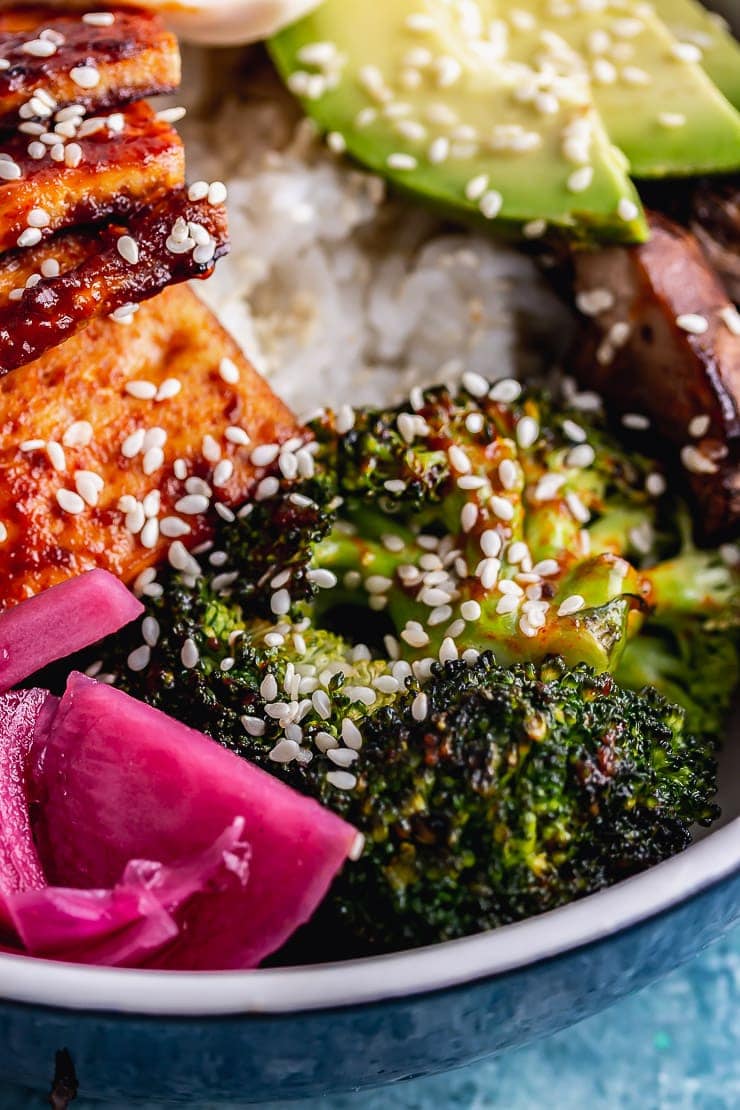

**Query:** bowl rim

left=0, top=816, right=736, bottom=1017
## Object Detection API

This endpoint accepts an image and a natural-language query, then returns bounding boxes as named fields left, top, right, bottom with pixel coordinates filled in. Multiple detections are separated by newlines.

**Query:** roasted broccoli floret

left=97, top=580, right=718, bottom=953
left=83, top=377, right=735, bottom=955
left=306, top=382, right=739, bottom=726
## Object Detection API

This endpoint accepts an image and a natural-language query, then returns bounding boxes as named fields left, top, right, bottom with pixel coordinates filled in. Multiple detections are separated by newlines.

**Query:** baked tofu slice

left=570, top=212, right=740, bottom=540
left=0, top=100, right=184, bottom=256
left=0, top=284, right=301, bottom=610
left=0, top=187, right=229, bottom=374
left=0, top=6, right=180, bottom=129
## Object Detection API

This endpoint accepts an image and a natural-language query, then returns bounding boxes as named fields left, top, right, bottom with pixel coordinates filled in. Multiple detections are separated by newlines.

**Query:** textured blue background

left=2, top=923, right=739, bottom=1109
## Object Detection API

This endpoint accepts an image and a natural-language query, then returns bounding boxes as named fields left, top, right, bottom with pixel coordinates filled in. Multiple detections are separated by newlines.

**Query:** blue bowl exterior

left=0, top=867, right=738, bottom=1105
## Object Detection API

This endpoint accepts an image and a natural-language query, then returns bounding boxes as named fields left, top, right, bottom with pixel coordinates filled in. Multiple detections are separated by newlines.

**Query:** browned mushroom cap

left=569, top=212, right=740, bottom=541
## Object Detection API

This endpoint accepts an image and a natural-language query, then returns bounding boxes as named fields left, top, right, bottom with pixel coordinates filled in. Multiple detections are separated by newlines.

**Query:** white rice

left=180, top=53, right=573, bottom=414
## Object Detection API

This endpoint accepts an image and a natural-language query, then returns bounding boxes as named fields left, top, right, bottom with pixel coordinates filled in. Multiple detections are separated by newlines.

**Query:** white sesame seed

left=271, top=589, right=291, bottom=616
left=17, top=227, right=42, bottom=249
left=719, top=305, right=740, bottom=337
left=507, top=541, right=529, bottom=565
left=19, top=439, right=45, bottom=452
left=448, top=445, right=471, bottom=474
left=143, top=447, right=164, bottom=476
left=498, top=458, right=518, bottom=490
left=558, top=595, right=585, bottom=617
left=83, top=12, right=116, bottom=26
left=46, top=441, right=66, bottom=472
left=465, top=174, right=489, bottom=201
left=0, top=159, right=21, bottom=180
left=618, top=198, right=640, bottom=222
left=562, top=419, right=587, bottom=443
left=646, top=472, right=667, bottom=497
left=522, top=218, right=547, bottom=240
left=56, top=488, right=85, bottom=515
left=461, top=502, right=478, bottom=533
left=411, top=692, right=428, bottom=721
left=181, top=638, right=199, bottom=669
left=27, top=142, right=45, bottom=160
left=516, top=416, right=539, bottom=449
left=688, top=414, right=711, bottom=438
left=256, top=476, right=280, bottom=501
left=658, top=112, right=686, bottom=129
left=327, top=747, right=359, bottom=768
left=621, top=412, right=650, bottom=431
left=342, top=718, right=363, bottom=750
left=207, top=182, right=228, bottom=206
left=127, top=645, right=151, bottom=672
left=74, top=470, right=103, bottom=507
left=366, top=574, right=393, bottom=594
left=116, top=235, right=139, bottom=265
left=64, top=143, right=82, bottom=168
left=159, top=516, right=190, bottom=540
left=175, top=494, right=209, bottom=515
left=461, top=600, right=481, bottom=621
left=61, top=420, right=93, bottom=448
left=480, top=530, right=502, bottom=557
left=251, top=443, right=279, bottom=467
left=478, top=557, right=500, bottom=589
left=326, top=771, right=357, bottom=791
left=260, top=674, right=278, bottom=702
left=401, top=622, right=430, bottom=648
left=532, top=559, right=560, bottom=577
left=213, top=459, right=234, bottom=487
left=480, top=189, right=503, bottom=219
left=680, top=445, right=718, bottom=475
left=140, top=517, right=159, bottom=549
left=225, top=426, right=250, bottom=446
left=491, top=496, right=514, bottom=521
left=70, top=65, right=100, bottom=89
left=567, top=444, right=596, bottom=468
left=575, top=288, right=615, bottom=317
left=26, top=207, right=51, bottom=229
left=565, top=492, right=591, bottom=523
left=496, top=594, right=519, bottom=615
left=676, top=313, right=709, bottom=336
left=567, top=167, right=594, bottom=194
left=387, top=152, right=418, bottom=171
left=23, top=39, right=57, bottom=58
left=461, top=370, right=489, bottom=398
left=671, top=41, right=702, bottom=63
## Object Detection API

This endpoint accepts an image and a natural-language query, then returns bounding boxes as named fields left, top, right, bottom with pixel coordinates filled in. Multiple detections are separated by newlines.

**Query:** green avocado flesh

left=271, top=0, right=740, bottom=243
left=652, top=0, right=740, bottom=110
left=270, top=0, right=647, bottom=244
left=541, top=0, right=740, bottom=178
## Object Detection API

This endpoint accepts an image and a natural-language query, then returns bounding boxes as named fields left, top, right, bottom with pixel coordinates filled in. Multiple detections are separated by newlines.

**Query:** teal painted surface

left=3, top=924, right=740, bottom=1109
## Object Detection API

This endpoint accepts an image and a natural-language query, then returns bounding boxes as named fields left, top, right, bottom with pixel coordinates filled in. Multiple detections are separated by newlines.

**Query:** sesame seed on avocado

left=271, top=1, right=740, bottom=243
left=270, top=0, right=648, bottom=245
left=653, top=0, right=740, bottom=112
left=533, top=0, right=740, bottom=178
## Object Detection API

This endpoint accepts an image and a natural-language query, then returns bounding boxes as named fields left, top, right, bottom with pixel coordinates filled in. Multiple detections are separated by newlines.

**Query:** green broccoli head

left=98, top=579, right=718, bottom=953
left=306, top=381, right=739, bottom=718
left=79, top=377, right=734, bottom=956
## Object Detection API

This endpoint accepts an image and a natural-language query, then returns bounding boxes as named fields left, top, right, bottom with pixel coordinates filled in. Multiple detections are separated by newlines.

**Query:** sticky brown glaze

left=570, top=212, right=740, bottom=540
left=0, top=101, right=184, bottom=255
left=0, top=6, right=180, bottom=129
left=0, top=188, right=229, bottom=374
left=0, top=284, right=301, bottom=609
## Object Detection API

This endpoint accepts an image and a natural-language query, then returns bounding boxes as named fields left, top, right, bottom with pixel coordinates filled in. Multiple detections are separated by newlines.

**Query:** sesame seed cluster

left=272, top=0, right=740, bottom=241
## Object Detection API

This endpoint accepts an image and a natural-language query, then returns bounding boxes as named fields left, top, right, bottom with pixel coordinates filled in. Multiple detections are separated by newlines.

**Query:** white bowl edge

left=0, top=816, right=736, bottom=1017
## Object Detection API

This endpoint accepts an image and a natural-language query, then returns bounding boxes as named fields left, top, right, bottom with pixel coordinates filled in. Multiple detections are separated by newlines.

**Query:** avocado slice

left=270, top=0, right=648, bottom=244
left=522, top=0, right=740, bottom=177
left=652, top=0, right=740, bottom=110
